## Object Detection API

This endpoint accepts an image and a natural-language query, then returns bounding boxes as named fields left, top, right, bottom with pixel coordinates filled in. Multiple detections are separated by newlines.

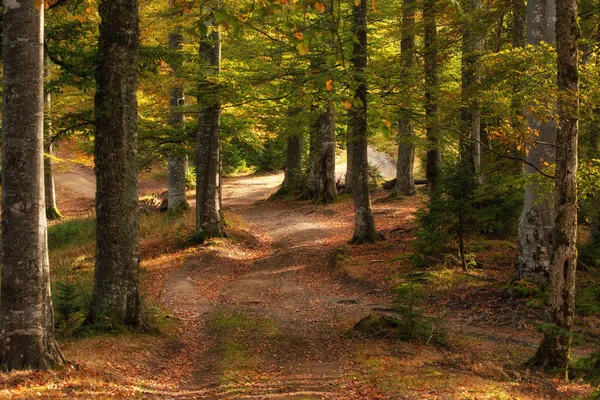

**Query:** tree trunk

left=88, top=0, right=143, bottom=328
left=167, top=7, right=189, bottom=213
left=423, top=0, right=441, bottom=193
left=44, top=56, right=62, bottom=220
left=517, top=0, right=557, bottom=283
left=196, top=18, right=223, bottom=238
left=302, top=104, right=336, bottom=203
left=277, top=107, right=304, bottom=196
left=168, top=155, right=189, bottom=212
left=44, top=142, right=62, bottom=219
left=303, top=107, right=322, bottom=200
left=460, top=0, right=483, bottom=175
left=318, top=103, right=337, bottom=203
left=350, top=0, right=383, bottom=244
left=0, top=0, right=64, bottom=370
left=528, top=0, right=578, bottom=370
left=346, top=115, right=354, bottom=194
left=394, top=0, right=416, bottom=197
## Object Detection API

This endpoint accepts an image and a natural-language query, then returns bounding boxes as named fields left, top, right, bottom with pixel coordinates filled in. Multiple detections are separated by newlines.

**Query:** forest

left=0, top=0, right=599, bottom=397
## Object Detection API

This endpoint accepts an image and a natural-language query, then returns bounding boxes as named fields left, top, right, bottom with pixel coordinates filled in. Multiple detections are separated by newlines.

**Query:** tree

left=87, top=0, right=144, bottom=328
left=423, top=0, right=441, bottom=193
left=303, top=103, right=337, bottom=203
left=44, top=56, right=63, bottom=220
left=528, top=0, right=578, bottom=370
left=349, top=0, right=383, bottom=244
left=516, top=0, right=556, bottom=282
left=167, top=0, right=190, bottom=213
left=0, top=0, right=64, bottom=369
left=196, top=11, right=224, bottom=238
left=460, top=0, right=483, bottom=176
left=393, top=0, right=417, bottom=197
left=276, top=107, right=305, bottom=196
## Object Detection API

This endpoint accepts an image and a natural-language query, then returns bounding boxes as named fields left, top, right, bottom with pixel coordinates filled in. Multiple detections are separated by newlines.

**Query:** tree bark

left=529, top=0, right=578, bottom=370
left=44, top=56, right=62, bottom=220
left=394, top=0, right=416, bottom=197
left=88, top=0, right=143, bottom=328
left=277, top=107, right=304, bottom=196
left=1, top=0, right=64, bottom=370
left=167, top=3, right=189, bottom=213
left=302, top=103, right=336, bottom=203
left=346, top=115, right=354, bottom=194
left=423, top=0, right=441, bottom=194
left=517, top=0, right=557, bottom=283
left=350, top=0, right=383, bottom=244
left=196, top=17, right=224, bottom=238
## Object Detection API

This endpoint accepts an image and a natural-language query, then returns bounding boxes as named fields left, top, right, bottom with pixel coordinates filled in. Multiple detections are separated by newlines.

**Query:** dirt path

left=158, top=173, right=388, bottom=399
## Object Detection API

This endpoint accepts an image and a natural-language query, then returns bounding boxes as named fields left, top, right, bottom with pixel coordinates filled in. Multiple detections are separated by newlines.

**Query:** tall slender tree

left=393, top=0, right=417, bottom=197
left=167, top=0, right=189, bottom=213
left=460, top=0, right=483, bottom=175
left=0, top=0, right=64, bottom=369
left=529, top=0, right=578, bottom=370
left=516, top=0, right=557, bottom=282
left=423, top=0, right=441, bottom=193
left=44, top=56, right=62, bottom=220
left=87, top=0, right=144, bottom=327
left=196, top=12, right=224, bottom=238
left=349, top=0, right=383, bottom=244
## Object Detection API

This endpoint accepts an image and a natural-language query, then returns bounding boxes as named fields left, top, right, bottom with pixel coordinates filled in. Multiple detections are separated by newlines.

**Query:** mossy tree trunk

left=196, top=16, right=224, bottom=238
left=517, top=0, right=556, bottom=283
left=529, top=0, right=578, bottom=370
left=424, top=0, right=441, bottom=194
left=88, top=0, right=144, bottom=328
left=393, top=0, right=416, bottom=197
left=1, top=0, right=65, bottom=370
left=167, top=2, right=189, bottom=213
left=318, top=103, right=337, bottom=204
left=349, top=0, right=383, bottom=244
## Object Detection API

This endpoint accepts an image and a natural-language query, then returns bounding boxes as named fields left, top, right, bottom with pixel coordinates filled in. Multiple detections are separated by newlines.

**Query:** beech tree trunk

left=44, top=56, right=62, bottom=220
left=394, top=0, right=416, bottom=197
left=88, top=0, right=143, bottom=327
left=167, top=18, right=189, bottom=213
left=303, top=104, right=336, bottom=203
left=460, top=0, right=483, bottom=175
left=517, top=0, right=557, bottom=283
left=346, top=115, right=354, bottom=194
left=0, top=0, right=64, bottom=370
left=424, top=0, right=441, bottom=193
left=196, top=19, right=223, bottom=238
left=277, top=108, right=304, bottom=196
left=350, top=0, right=383, bottom=244
left=529, top=0, right=578, bottom=370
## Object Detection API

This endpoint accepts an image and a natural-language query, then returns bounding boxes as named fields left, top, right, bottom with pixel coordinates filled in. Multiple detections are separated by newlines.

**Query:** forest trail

left=159, top=172, right=389, bottom=399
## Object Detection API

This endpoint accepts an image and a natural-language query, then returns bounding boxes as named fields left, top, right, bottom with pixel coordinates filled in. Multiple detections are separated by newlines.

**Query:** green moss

left=46, top=206, right=63, bottom=220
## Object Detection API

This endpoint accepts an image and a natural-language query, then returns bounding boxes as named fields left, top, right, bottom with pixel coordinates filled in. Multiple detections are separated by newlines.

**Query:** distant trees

left=0, top=0, right=64, bottom=369
left=87, top=0, right=144, bottom=327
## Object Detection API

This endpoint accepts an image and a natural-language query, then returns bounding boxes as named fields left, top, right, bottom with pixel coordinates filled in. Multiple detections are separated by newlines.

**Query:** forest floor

left=0, top=144, right=597, bottom=399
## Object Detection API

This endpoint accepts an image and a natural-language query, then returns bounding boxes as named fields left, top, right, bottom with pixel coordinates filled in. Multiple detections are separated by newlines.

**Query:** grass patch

left=48, top=218, right=96, bottom=252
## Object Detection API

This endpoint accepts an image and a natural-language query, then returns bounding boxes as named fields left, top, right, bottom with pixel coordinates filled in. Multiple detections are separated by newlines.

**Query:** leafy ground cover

left=1, top=148, right=597, bottom=399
